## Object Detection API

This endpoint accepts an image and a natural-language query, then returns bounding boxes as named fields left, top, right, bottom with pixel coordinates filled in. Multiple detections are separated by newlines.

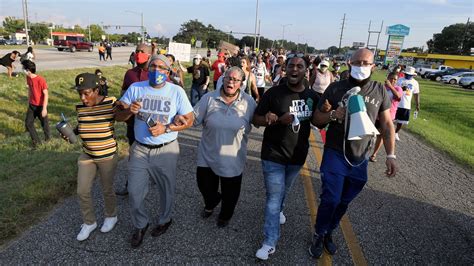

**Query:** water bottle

left=56, top=113, right=77, bottom=144
left=413, top=111, right=418, bottom=119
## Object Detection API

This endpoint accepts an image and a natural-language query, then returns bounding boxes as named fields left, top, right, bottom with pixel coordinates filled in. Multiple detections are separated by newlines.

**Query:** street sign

left=195, top=40, right=202, bottom=48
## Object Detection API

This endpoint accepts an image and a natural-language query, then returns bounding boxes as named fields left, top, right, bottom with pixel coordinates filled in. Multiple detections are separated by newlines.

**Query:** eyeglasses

left=286, top=53, right=305, bottom=59
left=350, top=61, right=374, bottom=67
left=224, top=77, right=242, bottom=83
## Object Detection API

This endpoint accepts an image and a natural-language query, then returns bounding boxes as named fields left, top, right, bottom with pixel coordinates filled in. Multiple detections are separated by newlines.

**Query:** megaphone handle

left=61, top=113, right=66, bottom=122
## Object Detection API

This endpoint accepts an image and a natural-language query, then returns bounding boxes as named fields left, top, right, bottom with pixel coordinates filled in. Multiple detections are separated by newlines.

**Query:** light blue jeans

left=262, top=160, right=302, bottom=247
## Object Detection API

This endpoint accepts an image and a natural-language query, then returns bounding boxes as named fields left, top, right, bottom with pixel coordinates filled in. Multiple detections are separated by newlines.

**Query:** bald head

left=350, top=48, right=374, bottom=65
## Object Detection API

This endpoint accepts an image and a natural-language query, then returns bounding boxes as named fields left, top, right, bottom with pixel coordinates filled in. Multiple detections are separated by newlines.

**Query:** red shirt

left=27, top=75, right=48, bottom=106
left=121, top=66, right=149, bottom=93
left=211, top=59, right=226, bottom=81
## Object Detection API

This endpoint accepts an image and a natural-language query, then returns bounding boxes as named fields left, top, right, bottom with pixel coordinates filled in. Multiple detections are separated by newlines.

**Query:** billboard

left=384, top=35, right=405, bottom=65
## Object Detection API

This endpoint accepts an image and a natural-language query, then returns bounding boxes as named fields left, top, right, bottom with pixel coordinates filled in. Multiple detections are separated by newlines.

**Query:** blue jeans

left=314, top=148, right=368, bottom=235
left=262, top=160, right=302, bottom=247
left=190, top=83, right=207, bottom=106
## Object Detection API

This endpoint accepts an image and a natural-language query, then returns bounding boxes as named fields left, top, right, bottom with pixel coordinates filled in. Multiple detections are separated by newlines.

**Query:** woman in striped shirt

left=61, top=73, right=119, bottom=241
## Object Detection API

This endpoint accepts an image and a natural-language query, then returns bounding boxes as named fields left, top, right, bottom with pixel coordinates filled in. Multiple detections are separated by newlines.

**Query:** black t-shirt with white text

left=317, top=78, right=391, bottom=162
left=256, top=83, right=320, bottom=165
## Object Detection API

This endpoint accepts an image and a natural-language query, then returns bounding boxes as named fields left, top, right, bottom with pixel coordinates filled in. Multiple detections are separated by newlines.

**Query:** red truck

left=53, top=32, right=93, bottom=52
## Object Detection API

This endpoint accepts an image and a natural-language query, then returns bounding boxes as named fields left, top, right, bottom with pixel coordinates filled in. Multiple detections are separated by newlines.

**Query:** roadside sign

left=101, top=35, right=106, bottom=41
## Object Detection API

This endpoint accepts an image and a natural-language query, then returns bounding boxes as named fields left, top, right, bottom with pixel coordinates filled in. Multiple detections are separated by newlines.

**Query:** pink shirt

left=386, top=85, right=403, bottom=120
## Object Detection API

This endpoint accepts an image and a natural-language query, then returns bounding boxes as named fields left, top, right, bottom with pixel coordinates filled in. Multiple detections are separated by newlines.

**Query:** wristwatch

left=329, top=110, right=337, bottom=121
left=165, top=124, right=172, bottom=133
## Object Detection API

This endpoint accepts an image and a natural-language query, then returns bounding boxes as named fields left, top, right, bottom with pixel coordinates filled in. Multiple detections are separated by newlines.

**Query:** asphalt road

left=0, top=46, right=210, bottom=74
left=0, top=125, right=472, bottom=264
left=0, top=49, right=472, bottom=263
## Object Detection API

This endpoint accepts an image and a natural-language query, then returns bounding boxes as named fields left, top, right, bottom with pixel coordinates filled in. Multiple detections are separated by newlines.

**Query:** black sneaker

left=309, top=233, right=324, bottom=258
left=324, top=233, right=337, bottom=255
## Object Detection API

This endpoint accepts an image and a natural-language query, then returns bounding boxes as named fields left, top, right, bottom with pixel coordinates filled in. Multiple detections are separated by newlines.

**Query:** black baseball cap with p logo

left=75, top=73, right=100, bottom=90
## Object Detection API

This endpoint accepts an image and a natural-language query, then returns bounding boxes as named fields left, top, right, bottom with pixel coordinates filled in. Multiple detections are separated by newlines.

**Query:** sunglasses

left=286, top=53, right=305, bottom=59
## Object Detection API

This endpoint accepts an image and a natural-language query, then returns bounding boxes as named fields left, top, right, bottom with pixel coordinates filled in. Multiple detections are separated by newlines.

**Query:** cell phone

left=146, top=116, right=156, bottom=128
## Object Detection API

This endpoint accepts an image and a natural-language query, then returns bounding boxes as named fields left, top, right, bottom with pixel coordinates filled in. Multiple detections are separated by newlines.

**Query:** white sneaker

left=256, top=244, right=276, bottom=260
left=100, top=216, right=118, bottom=233
left=395, top=133, right=400, bottom=141
left=279, top=212, right=286, bottom=225
left=77, top=222, right=97, bottom=241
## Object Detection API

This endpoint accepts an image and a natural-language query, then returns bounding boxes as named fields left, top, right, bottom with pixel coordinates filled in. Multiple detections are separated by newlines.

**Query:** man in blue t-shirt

left=116, top=54, right=194, bottom=249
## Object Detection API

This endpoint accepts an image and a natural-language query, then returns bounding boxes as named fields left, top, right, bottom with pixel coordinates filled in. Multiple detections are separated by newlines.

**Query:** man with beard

left=308, top=48, right=397, bottom=258
left=115, top=43, right=152, bottom=196
left=253, top=54, right=319, bottom=260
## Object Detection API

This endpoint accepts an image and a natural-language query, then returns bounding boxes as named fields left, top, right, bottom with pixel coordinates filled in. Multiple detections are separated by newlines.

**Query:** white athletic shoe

left=279, top=212, right=286, bottom=225
left=395, top=133, right=400, bottom=141
left=256, top=244, right=276, bottom=260
left=77, top=222, right=97, bottom=241
left=100, top=216, right=118, bottom=233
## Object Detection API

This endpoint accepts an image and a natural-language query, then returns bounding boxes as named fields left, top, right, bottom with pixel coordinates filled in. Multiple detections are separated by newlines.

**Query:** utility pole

left=22, top=0, right=30, bottom=45
left=460, top=17, right=470, bottom=54
left=253, top=0, right=259, bottom=51
left=281, top=24, right=292, bottom=49
left=257, top=19, right=261, bottom=50
left=338, top=13, right=346, bottom=53
left=88, top=17, right=91, bottom=41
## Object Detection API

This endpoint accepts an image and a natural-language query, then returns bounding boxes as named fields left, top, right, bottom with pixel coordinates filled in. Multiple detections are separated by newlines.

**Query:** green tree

left=427, top=22, right=474, bottom=55
left=89, top=24, right=105, bottom=42
left=327, top=46, right=339, bottom=55
left=29, top=23, right=49, bottom=43
left=2, top=17, right=24, bottom=34
left=122, top=32, right=141, bottom=44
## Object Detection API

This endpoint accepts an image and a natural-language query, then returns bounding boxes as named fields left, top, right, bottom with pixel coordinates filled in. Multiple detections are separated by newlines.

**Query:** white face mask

left=335, top=67, right=340, bottom=71
left=193, top=59, right=201, bottom=65
left=350, top=65, right=372, bottom=80
left=23, top=69, right=29, bottom=75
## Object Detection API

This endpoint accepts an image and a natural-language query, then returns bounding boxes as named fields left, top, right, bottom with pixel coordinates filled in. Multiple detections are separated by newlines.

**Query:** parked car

left=417, top=65, right=452, bottom=78
left=427, top=68, right=472, bottom=81
left=459, top=76, right=474, bottom=90
left=0, top=39, right=6, bottom=45
left=441, top=72, right=474, bottom=84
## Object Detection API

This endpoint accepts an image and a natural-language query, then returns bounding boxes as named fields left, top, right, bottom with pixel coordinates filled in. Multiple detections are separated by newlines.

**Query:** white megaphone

left=346, top=87, right=379, bottom=140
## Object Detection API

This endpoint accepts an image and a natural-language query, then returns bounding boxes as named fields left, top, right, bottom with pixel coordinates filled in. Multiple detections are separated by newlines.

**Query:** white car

left=459, top=76, right=474, bottom=89
left=441, top=72, right=474, bottom=84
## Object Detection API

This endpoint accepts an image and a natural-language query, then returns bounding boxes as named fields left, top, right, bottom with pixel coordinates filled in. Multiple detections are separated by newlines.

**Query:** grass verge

left=0, top=65, right=132, bottom=246
left=371, top=71, right=473, bottom=170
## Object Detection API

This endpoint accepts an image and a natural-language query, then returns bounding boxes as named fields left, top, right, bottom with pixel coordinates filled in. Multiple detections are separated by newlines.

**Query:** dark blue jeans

left=314, top=148, right=368, bottom=235
left=190, top=83, right=207, bottom=106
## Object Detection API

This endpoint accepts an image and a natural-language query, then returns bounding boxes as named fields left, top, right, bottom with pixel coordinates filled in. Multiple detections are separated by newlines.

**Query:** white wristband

left=386, top=154, right=396, bottom=159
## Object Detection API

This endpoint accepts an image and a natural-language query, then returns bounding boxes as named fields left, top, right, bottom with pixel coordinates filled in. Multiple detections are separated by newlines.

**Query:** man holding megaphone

left=308, top=48, right=397, bottom=259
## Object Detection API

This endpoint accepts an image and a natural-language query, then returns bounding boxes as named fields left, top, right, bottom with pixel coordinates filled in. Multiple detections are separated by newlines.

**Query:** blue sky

left=1, top=0, right=472, bottom=49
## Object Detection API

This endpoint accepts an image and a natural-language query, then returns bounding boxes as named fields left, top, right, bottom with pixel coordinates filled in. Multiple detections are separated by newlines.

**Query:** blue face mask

left=405, top=74, right=413, bottom=80
left=148, top=70, right=167, bottom=86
